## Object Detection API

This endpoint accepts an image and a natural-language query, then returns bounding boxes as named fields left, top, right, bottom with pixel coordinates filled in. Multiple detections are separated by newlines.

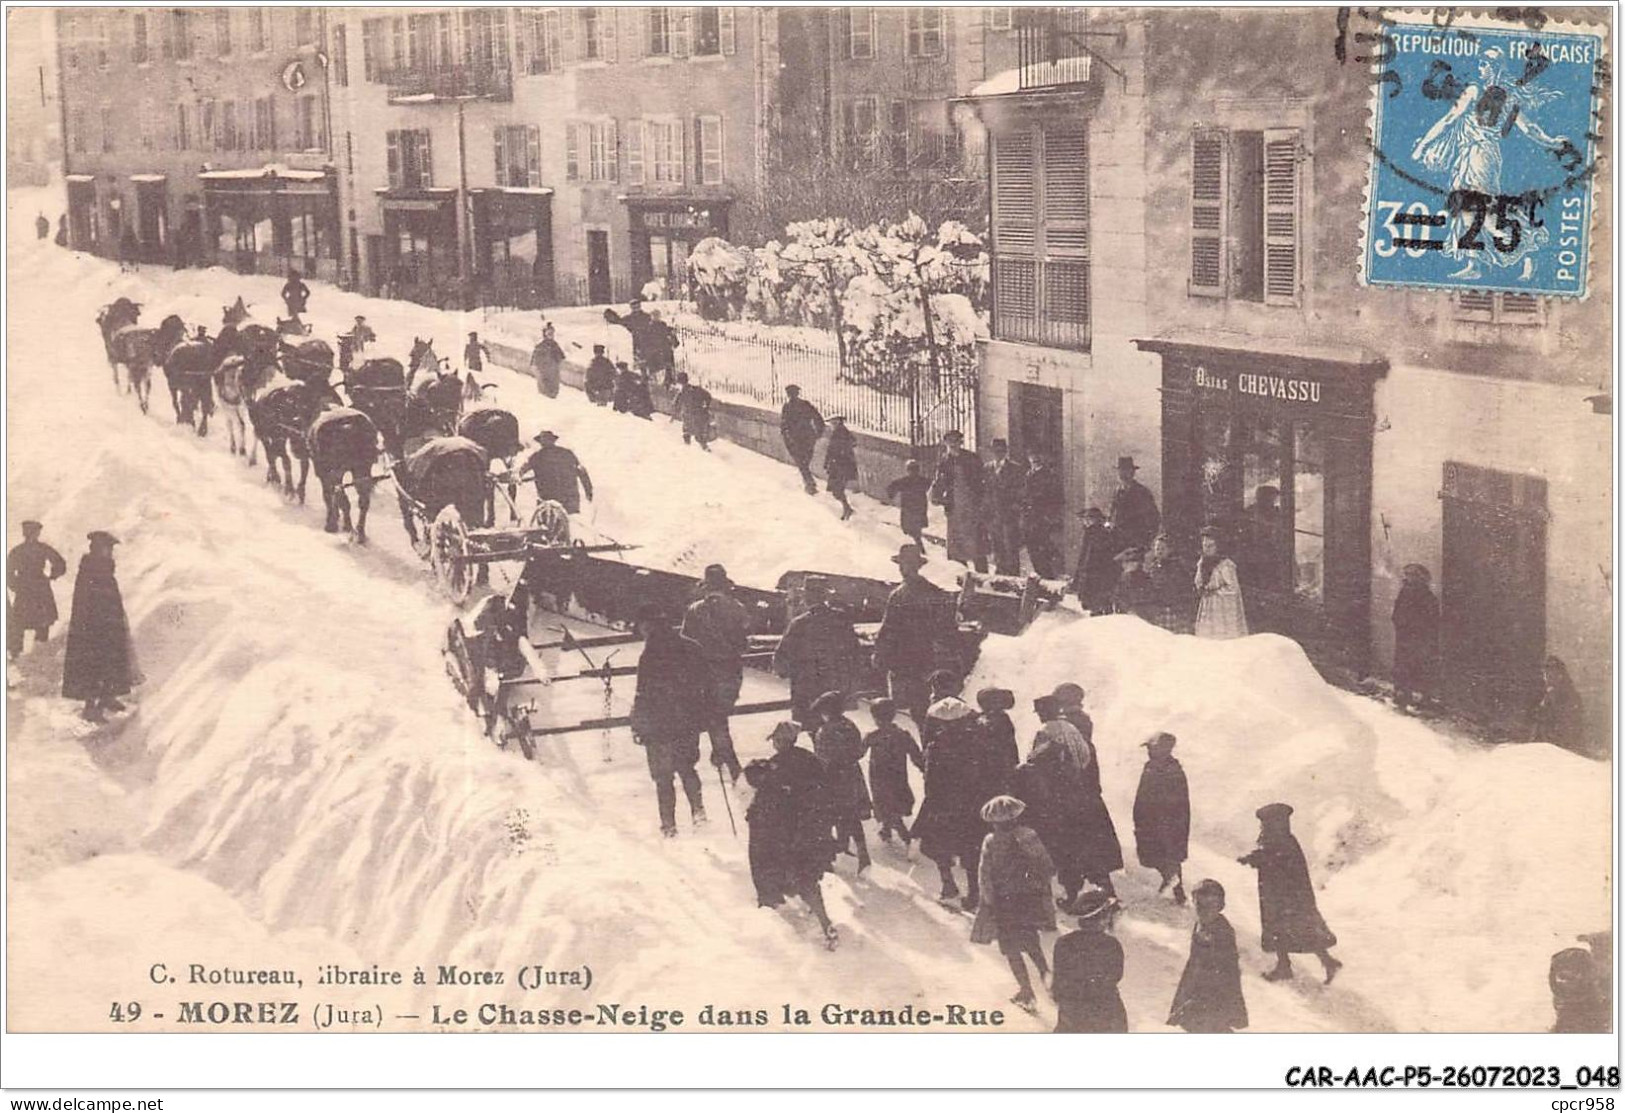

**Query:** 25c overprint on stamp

left=1360, top=12, right=1605, bottom=298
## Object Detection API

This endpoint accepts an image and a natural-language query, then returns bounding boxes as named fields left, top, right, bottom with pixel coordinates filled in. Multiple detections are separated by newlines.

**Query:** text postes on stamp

left=1362, top=17, right=1604, bottom=298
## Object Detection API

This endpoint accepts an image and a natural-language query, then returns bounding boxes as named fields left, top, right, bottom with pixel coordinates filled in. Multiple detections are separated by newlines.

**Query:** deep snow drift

left=5, top=203, right=1608, bottom=1033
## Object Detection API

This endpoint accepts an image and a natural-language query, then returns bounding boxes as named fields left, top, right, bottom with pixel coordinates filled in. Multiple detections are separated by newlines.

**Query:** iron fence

left=673, top=319, right=978, bottom=449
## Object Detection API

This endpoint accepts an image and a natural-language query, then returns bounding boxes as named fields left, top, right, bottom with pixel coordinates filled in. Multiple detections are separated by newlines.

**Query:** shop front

left=378, top=191, right=460, bottom=307
left=624, top=198, right=730, bottom=296
left=202, top=166, right=340, bottom=281
left=66, top=174, right=99, bottom=252
left=472, top=188, right=553, bottom=308
left=132, top=175, right=169, bottom=263
left=1137, top=339, right=1387, bottom=677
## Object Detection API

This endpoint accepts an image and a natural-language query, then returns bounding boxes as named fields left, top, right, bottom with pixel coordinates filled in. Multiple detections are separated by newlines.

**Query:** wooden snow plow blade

left=527, top=698, right=797, bottom=738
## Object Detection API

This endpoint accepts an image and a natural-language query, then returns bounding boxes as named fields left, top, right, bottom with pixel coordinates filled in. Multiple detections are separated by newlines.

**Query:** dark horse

left=457, top=407, right=523, bottom=525
left=213, top=321, right=281, bottom=459
left=249, top=380, right=344, bottom=502
left=393, top=436, right=492, bottom=551
left=402, top=371, right=465, bottom=456
left=155, top=315, right=215, bottom=434
left=96, top=297, right=142, bottom=388
left=98, top=299, right=161, bottom=413
left=307, top=407, right=381, bottom=542
left=343, top=357, right=410, bottom=462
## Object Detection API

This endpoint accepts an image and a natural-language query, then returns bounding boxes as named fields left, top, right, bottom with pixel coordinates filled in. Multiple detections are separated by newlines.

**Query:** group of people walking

left=8, top=520, right=141, bottom=722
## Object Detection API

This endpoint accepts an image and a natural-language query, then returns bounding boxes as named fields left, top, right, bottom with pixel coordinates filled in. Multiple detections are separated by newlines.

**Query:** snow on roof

left=495, top=187, right=553, bottom=196
left=129, top=174, right=168, bottom=183
left=969, top=56, right=1093, bottom=97
left=199, top=163, right=327, bottom=182
left=65, top=174, right=95, bottom=183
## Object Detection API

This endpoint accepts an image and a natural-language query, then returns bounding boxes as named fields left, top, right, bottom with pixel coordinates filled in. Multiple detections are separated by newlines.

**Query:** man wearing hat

left=680, top=564, right=748, bottom=781
left=929, top=430, right=987, bottom=572
left=1070, top=507, right=1118, bottom=614
left=62, top=531, right=140, bottom=722
left=983, top=438, right=1027, bottom=576
left=516, top=431, right=593, bottom=515
left=584, top=343, right=616, bottom=405
left=779, top=385, right=826, bottom=496
left=1050, top=888, right=1128, bottom=1032
left=1238, top=803, right=1342, bottom=983
left=8, top=520, right=66, bottom=661
left=629, top=604, right=711, bottom=837
left=350, top=316, right=377, bottom=358
left=1108, top=455, right=1160, bottom=553
left=604, top=297, right=656, bottom=373
left=529, top=321, right=565, bottom=397
left=742, top=721, right=839, bottom=946
left=873, top=543, right=960, bottom=727
left=773, top=575, right=860, bottom=723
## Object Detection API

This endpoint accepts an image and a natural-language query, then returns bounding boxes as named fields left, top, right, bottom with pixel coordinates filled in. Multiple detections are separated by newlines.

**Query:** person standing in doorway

left=1022, top=451, right=1065, bottom=579
left=931, top=430, right=987, bottom=572
left=1391, top=563, right=1440, bottom=713
left=1194, top=527, right=1249, bottom=639
left=983, top=438, right=1027, bottom=576
left=8, top=520, right=66, bottom=661
left=780, top=385, right=826, bottom=496
left=1108, top=455, right=1160, bottom=552
left=61, top=531, right=141, bottom=722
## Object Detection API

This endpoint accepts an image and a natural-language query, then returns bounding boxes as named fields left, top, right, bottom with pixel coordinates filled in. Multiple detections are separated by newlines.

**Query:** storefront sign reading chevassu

left=1193, top=365, right=1327, bottom=407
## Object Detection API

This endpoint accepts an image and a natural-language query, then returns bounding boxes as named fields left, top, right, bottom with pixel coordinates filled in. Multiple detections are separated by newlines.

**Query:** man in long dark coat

left=1022, top=451, right=1065, bottom=579
left=629, top=606, right=711, bottom=837
left=873, top=543, right=959, bottom=727
left=680, top=564, right=747, bottom=781
left=1238, top=803, right=1342, bottom=983
left=1051, top=890, right=1128, bottom=1032
left=983, top=438, right=1026, bottom=575
left=516, top=431, right=593, bottom=514
left=772, top=576, right=860, bottom=723
left=62, top=531, right=139, bottom=722
left=1391, top=563, right=1440, bottom=713
left=931, top=430, right=987, bottom=572
left=530, top=323, right=565, bottom=397
left=780, top=385, right=826, bottom=495
left=8, top=520, right=66, bottom=660
left=1168, top=879, right=1249, bottom=1032
left=1015, top=696, right=1123, bottom=905
left=1133, top=731, right=1190, bottom=902
left=744, top=722, right=840, bottom=946
left=1071, top=508, right=1118, bottom=613
left=1108, top=455, right=1160, bottom=552
left=645, top=310, right=679, bottom=386
left=604, top=297, right=656, bottom=371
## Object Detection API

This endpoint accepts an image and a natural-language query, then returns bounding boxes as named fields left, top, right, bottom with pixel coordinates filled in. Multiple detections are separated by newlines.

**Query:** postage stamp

left=1360, top=14, right=1605, bottom=298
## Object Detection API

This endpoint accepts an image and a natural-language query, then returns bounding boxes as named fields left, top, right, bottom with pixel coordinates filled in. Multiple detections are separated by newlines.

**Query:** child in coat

left=975, top=687, right=1019, bottom=791
left=1132, top=731, right=1190, bottom=903
left=1167, top=879, right=1249, bottom=1032
left=885, top=459, right=932, bottom=548
left=970, top=795, right=1056, bottom=1010
left=864, top=698, right=924, bottom=843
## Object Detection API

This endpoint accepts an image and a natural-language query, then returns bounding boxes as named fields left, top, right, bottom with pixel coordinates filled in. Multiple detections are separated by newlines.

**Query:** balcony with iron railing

left=1014, top=9, right=1096, bottom=90
left=383, top=63, right=513, bottom=104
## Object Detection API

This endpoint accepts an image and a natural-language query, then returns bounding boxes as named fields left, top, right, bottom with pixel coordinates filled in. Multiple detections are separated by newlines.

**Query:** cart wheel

left=503, top=712, right=536, bottom=761
left=431, top=506, right=473, bottom=604
left=410, top=520, right=433, bottom=561
left=529, top=500, right=572, bottom=546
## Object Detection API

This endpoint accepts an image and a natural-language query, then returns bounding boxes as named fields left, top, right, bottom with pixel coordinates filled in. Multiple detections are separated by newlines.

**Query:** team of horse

left=96, top=295, right=508, bottom=548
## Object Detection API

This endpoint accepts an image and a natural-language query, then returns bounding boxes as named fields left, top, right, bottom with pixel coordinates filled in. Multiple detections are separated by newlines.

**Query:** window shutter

left=992, top=129, right=1037, bottom=254
left=1262, top=127, right=1300, bottom=306
left=672, top=9, right=692, bottom=57
left=526, top=126, right=541, bottom=187
left=1189, top=129, right=1227, bottom=297
left=561, top=6, right=576, bottom=64
left=605, top=119, right=619, bottom=181
left=627, top=120, right=645, bottom=183
left=493, top=127, right=507, bottom=186
left=719, top=8, right=735, bottom=54
left=387, top=130, right=400, bottom=190
left=1042, top=125, right=1089, bottom=342
left=565, top=123, right=580, bottom=181
left=421, top=130, right=433, bottom=188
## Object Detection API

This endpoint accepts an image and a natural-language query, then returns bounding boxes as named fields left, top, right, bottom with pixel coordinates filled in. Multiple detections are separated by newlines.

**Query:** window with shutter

left=626, top=120, right=645, bottom=183
left=992, top=128, right=1038, bottom=341
left=565, top=123, right=580, bottom=181
left=1262, top=128, right=1301, bottom=306
left=493, top=128, right=508, bottom=186
left=1043, top=127, right=1088, bottom=258
left=671, top=8, right=692, bottom=57
left=848, top=8, right=874, bottom=58
left=605, top=119, right=619, bottom=181
left=698, top=115, right=724, bottom=184
left=560, top=6, right=576, bottom=64
left=579, top=8, right=600, bottom=60
left=526, top=127, right=541, bottom=187
left=1189, top=129, right=1227, bottom=296
left=648, top=8, right=669, bottom=55
left=991, top=124, right=1090, bottom=350
left=386, top=131, right=400, bottom=190
left=719, top=8, right=735, bottom=54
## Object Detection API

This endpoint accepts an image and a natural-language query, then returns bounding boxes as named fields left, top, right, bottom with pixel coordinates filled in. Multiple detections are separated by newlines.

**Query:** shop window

left=387, top=129, right=434, bottom=190
left=696, top=116, right=725, bottom=184
left=847, top=8, right=874, bottom=58
left=907, top=8, right=944, bottom=58
left=494, top=125, right=542, bottom=188
left=693, top=9, right=734, bottom=56
left=990, top=122, right=1090, bottom=351
left=131, top=13, right=149, bottom=64
left=1189, top=127, right=1302, bottom=305
left=1453, top=290, right=1547, bottom=326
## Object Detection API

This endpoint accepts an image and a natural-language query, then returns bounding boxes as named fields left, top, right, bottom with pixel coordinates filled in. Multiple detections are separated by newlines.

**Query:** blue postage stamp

left=1361, top=17, right=1604, bottom=298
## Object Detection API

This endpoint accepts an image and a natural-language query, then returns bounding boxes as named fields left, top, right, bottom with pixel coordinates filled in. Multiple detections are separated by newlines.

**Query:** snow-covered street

left=5, top=192, right=1609, bottom=1035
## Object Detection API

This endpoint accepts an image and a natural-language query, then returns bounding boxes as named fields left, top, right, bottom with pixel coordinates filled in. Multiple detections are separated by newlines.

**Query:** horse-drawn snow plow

left=441, top=544, right=1066, bottom=761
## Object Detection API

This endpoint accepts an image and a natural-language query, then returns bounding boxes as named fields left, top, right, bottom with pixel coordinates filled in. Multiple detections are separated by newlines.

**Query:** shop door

left=67, top=181, right=96, bottom=249
left=586, top=231, right=611, bottom=304
left=1007, top=382, right=1064, bottom=467
left=1440, top=462, right=1547, bottom=729
left=136, top=182, right=167, bottom=259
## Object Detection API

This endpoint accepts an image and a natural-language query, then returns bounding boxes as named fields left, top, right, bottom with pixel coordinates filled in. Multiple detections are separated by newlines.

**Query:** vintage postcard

left=2, top=2, right=1617, bottom=1096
